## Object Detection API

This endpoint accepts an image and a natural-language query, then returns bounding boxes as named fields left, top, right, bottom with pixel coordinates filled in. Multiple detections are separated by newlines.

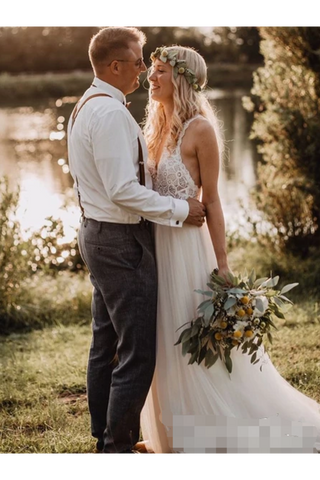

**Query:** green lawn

left=1, top=302, right=319, bottom=453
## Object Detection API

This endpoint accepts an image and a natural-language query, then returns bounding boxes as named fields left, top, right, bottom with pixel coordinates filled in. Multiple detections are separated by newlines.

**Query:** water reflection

left=0, top=90, right=258, bottom=238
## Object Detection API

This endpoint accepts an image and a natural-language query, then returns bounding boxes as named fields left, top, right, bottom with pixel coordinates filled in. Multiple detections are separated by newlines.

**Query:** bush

left=243, top=27, right=320, bottom=255
left=0, top=177, right=87, bottom=334
left=0, top=177, right=31, bottom=330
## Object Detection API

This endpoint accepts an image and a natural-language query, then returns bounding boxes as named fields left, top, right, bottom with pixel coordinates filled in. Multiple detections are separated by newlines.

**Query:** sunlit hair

left=143, top=45, right=224, bottom=162
left=88, top=27, right=146, bottom=74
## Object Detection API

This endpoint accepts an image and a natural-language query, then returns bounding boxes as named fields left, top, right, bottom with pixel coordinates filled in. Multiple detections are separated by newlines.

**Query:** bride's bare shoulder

left=189, top=116, right=216, bottom=142
left=188, top=116, right=216, bottom=138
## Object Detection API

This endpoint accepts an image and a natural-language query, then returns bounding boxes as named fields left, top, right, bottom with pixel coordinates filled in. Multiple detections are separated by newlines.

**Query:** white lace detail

left=147, top=116, right=201, bottom=200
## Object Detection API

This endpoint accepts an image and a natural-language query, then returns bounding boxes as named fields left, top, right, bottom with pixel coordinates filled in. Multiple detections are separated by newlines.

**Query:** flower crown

left=150, top=47, right=202, bottom=92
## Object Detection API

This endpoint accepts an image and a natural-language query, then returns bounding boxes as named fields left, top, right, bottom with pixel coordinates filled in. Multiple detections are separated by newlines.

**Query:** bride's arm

left=194, top=119, right=230, bottom=279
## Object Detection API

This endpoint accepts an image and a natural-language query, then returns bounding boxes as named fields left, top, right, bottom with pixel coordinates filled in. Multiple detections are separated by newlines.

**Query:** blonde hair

left=88, top=27, right=146, bottom=74
left=142, top=45, right=224, bottom=161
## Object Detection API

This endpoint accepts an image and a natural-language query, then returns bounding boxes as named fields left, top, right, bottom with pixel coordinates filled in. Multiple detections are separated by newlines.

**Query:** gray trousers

left=78, top=218, right=157, bottom=453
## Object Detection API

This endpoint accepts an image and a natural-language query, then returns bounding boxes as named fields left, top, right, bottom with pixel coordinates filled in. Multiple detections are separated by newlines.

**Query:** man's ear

left=109, top=60, right=120, bottom=75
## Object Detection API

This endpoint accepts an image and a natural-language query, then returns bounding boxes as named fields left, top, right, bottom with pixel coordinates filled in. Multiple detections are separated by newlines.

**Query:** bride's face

left=149, top=60, right=174, bottom=103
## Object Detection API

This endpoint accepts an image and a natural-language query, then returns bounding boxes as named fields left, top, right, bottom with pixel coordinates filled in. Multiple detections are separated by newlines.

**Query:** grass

left=0, top=324, right=94, bottom=453
left=1, top=298, right=319, bottom=453
left=1, top=239, right=319, bottom=453
left=0, top=271, right=92, bottom=335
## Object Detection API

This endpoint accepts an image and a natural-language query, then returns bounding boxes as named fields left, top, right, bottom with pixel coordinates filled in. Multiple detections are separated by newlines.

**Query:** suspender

left=70, top=93, right=146, bottom=218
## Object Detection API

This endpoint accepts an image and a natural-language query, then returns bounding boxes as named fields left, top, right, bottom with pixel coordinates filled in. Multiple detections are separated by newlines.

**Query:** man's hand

left=184, top=198, right=206, bottom=227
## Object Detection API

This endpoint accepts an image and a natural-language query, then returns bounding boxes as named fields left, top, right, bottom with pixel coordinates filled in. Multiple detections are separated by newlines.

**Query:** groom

left=67, top=26, right=206, bottom=453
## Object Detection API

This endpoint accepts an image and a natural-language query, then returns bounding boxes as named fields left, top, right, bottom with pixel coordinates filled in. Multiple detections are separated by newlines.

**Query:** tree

left=243, top=27, right=320, bottom=256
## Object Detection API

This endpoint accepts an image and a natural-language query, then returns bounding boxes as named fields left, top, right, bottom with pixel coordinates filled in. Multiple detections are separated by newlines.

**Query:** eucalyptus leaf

left=251, top=352, right=257, bottom=363
left=188, top=351, right=198, bottom=364
left=225, top=354, right=233, bottom=373
left=261, top=276, right=279, bottom=288
left=280, top=283, right=299, bottom=295
left=197, top=299, right=212, bottom=313
left=249, top=269, right=256, bottom=287
left=182, top=339, right=191, bottom=356
left=278, top=294, right=293, bottom=304
left=272, top=309, right=285, bottom=319
left=273, top=296, right=285, bottom=308
left=228, top=288, right=247, bottom=295
left=205, top=349, right=219, bottom=368
left=194, top=289, right=213, bottom=297
left=181, top=328, right=193, bottom=343
left=253, top=277, right=269, bottom=287
left=204, top=303, right=215, bottom=326
left=210, top=274, right=227, bottom=286
left=198, top=346, right=207, bottom=365
left=224, top=296, right=237, bottom=311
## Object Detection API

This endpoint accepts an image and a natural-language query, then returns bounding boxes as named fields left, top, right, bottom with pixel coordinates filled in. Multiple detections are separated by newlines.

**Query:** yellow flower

left=220, top=321, right=228, bottom=329
left=240, top=296, right=250, bottom=304
left=233, top=330, right=242, bottom=338
left=246, top=307, right=253, bottom=316
left=232, top=339, right=239, bottom=346
left=162, top=50, right=168, bottom=57
left=215, top=332, right=223, bottom=341
left=236, top=308, right=246, bottom=318
left=244, top=330, right=254, bottom=338
left=178, top=67, right=185, bottom=74
left=192, top=83, right=199, bottom=90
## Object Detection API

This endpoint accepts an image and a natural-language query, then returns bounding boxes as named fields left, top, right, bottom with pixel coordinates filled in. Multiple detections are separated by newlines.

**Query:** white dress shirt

left=67, top=77, right=189, bottom=226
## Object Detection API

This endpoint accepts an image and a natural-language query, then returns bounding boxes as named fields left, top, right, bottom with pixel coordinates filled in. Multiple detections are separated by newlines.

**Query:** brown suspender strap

left=137, top=137, right=145, bottom=187
left=70, top=93, right=112, bottom=131
left=70, top=93, right=146, bottom=218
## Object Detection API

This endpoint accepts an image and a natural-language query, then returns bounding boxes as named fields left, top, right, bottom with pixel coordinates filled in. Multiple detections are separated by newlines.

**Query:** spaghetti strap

left=175, top=115, right=202, bottom=151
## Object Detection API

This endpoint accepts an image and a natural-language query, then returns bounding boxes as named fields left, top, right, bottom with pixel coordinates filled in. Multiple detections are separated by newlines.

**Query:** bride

left=140, top=45, right=320, bottom=453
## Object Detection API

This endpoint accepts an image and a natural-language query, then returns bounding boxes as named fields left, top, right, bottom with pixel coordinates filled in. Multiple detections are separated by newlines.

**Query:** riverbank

left=0, top=63, right=259, bottom=104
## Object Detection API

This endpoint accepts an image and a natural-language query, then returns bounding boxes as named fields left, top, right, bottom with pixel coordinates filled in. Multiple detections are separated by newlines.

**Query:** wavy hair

left=142, top=45, right=224, bottom=161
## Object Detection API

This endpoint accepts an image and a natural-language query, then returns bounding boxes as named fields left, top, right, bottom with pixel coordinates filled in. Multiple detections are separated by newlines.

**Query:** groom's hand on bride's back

left=185, top=198, right=206, bottom=227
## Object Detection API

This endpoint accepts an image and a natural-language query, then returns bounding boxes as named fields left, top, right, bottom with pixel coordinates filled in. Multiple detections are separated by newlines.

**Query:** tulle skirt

left=141, top=223, right=320, bottom=453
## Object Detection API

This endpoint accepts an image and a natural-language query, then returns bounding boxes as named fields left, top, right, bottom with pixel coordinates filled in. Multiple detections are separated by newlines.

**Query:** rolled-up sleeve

left=91, top=108, right=189, bottom=226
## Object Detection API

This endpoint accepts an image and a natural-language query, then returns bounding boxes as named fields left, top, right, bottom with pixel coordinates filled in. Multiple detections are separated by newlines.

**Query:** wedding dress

left=140, top=116, right=320, bottom=453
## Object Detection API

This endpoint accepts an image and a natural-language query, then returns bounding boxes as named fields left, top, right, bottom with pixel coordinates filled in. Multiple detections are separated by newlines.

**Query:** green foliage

left=0, top=177, right=30, bottom=328
left=175, top=269, right=297, bottom=373
left=243, top=27, right=320, bottom=254
left=0, top=27, right=261, bottom=75
left=28, top=216, right=83, bottom=275
left=0, top=27, right=98, bottom=73
left=0, top=177, right=87, bottom=334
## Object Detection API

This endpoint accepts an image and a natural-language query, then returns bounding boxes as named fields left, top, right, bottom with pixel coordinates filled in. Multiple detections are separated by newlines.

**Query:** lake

left=0, top=88, right=258, bottom=242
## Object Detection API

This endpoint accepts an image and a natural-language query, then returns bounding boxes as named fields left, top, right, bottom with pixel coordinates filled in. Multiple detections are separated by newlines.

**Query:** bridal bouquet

left=175, top=270, right=298, bottom=374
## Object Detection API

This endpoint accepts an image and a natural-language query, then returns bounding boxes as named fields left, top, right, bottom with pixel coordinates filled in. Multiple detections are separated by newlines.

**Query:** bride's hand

left=215, top=266, right=233, bottom=285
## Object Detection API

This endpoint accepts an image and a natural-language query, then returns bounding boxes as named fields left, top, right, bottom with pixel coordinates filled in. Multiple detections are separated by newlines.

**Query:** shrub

left=0, top=177, right=31, bottom=330
left=243, top=27, right=320, bottom=255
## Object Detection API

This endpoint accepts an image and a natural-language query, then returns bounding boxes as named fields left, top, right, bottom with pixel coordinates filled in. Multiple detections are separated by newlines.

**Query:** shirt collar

left=92, top=77, right=126, bottom=104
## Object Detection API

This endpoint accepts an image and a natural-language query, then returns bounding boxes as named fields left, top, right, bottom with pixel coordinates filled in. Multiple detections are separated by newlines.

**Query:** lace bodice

left=147, top=116, right=201, bottom=200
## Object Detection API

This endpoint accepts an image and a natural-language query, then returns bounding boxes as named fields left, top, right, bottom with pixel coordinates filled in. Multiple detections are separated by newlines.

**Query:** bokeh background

left=1, top=26, right=320, bottom=332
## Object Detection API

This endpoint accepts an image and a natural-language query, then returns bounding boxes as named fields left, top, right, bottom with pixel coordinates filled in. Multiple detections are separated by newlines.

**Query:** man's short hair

left=89, top=27, right=146, bottom=73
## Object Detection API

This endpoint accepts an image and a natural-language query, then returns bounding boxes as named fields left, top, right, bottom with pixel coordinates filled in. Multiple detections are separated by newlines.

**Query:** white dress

left=140, top=116, right=320, bottom=453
